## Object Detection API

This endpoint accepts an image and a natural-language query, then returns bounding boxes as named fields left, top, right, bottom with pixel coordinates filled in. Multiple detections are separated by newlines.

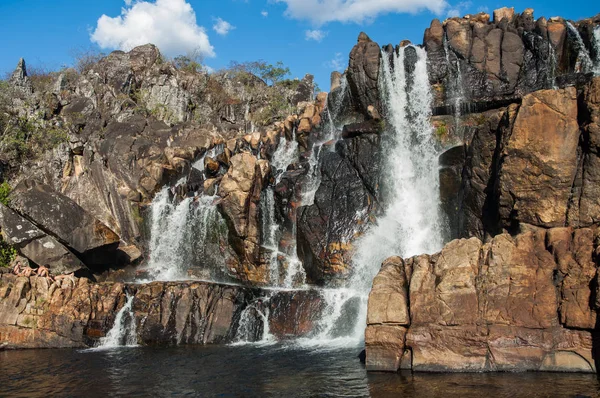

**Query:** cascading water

left=97, top=293, right=138, bottom=348
left=145, top=187, right=228, bottom=281
left=303, top=45, right=446, bottom=347
left=443, top=36, right=465, bottom=133
left=232, top=296, right=275, bottom=345
left=260, top=130, right=306, bottom=286
left=594, top=26, right=600, bottom=75
left=302, top=77, right=349, bottom=206
left=566, top=22, right=594, bottom=73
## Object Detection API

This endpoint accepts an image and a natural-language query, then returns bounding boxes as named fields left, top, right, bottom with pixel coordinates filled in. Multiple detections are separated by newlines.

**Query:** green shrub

left=0, top=237, right=16, bottom=268
left=435, top=123, right=448, bottom=139
left=0, top=182, right=11, bottom=206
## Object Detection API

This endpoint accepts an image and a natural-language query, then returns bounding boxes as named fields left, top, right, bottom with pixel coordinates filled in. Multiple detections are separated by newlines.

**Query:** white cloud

left=305, top=29, right=327, bottom=42
left=91, top=0, right=215, bottom=58
left=274, top=0, right=448, bottom=25
left=446, top=1, right=472, bottom=17
left=325, top=52, right=345, bottom=71
left=261, top=10, right=269, bottom=17
left=213, top=17, right=235, bottom=36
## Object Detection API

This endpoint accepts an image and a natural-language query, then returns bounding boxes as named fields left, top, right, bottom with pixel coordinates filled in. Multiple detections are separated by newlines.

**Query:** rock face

left=439, top=78, right=600, bottom=241
left=498, top=87, right=579, bottom=228
left=347, top=32, right=382, bottom=116
left=218, top=152, right=268, bottom=283
left=9, top=180, right=120, bottom=262
left=366, top=228, right=598, bottom=372
left=0, top=204, right=87, bottom=275
left=0, top=273, right=323, bottom=348
left=425, top=9, right=598, bottom=112
left=297, top=132, right=381, bottom=284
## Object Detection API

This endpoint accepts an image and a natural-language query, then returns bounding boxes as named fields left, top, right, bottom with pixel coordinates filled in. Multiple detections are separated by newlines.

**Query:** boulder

left=0, top=204, right=87, bottom=275
left=218, top=153, right=266, bottom=283
left=347, top=32, right=382, bottom=116
left=9, top=180, right=120, bottom=261
left=493, top=7, right=515, bottom=23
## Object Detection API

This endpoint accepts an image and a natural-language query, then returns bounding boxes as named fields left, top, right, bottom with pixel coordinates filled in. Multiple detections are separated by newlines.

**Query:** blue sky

left=0, top=0, right=598, bottom=91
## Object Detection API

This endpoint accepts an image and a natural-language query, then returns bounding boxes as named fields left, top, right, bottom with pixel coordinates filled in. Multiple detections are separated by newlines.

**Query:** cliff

left=1, top=6, right=600, bottom=370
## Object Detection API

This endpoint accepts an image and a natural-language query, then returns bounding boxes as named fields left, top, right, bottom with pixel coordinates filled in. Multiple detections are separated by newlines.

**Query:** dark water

left=1, top=345, right=600, bottom=397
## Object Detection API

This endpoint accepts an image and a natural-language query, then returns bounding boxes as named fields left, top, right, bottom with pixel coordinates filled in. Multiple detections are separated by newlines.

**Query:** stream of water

left=594, top=26, right=600, bottom=75
left=567, top=22, right=594, bottom=73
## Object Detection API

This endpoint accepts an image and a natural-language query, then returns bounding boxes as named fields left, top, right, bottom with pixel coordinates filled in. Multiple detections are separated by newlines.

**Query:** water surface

left=2, top=345, right=599, bottom=397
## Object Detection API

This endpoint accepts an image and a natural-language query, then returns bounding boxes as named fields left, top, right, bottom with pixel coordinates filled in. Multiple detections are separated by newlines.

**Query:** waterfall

left=98, top=293, right=138, bottom=348
left=145, top=187, right=227, bottom=281
left=548, top=41, right=558, bottom=88
left=566, top=22, right=594, bottom=73
left=594, top=26, right=600, bottom=75
left=192, top=145, right=224, bottom=178
left=301, top=45, right=445, bottom=347
left=444, top=36, right=465, bottom=132
left=302, top=77, right=349, bottom=206
left=354, top=45, right=444, bottom=280
left=232, top=297, right=275, bottom=346
left=261, top=130, right=305, bottom=286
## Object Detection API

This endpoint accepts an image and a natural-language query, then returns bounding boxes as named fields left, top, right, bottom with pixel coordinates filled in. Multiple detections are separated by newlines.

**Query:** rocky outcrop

left=9, top=180, right=120, bottom=263
left=366, top=227, right=598, bottom=372
left=347, top=33, right=382, bottom=116
left=0, top=273, right=325, bottom=348
left=0, top=204, right=87, bottom=275
left=440, top=78, right=600, bottom=241
left=425, top=9, right=599, bottom=113
left=218, top=152, right=269, bottom=283
left=498, top=87, right=579, bottom=228
left=297, top=132, right=381, bottom=284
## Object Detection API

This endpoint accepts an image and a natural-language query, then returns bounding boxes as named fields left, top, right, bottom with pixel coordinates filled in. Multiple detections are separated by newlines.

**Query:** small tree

left=228, top=60, right=290, bottom=85
left=173, top=50, right=205, bottom=73
left=70, top=46, right=106, bottom=74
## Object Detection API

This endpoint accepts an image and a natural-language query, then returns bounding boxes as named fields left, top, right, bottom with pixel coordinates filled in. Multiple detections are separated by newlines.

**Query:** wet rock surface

left=0, top=273, right=323, bottom=348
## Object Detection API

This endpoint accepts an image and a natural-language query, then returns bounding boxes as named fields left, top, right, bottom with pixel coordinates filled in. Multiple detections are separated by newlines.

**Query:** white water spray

left=443, top=37, right=465, bottom=131
left=306, top=46, right=445, bottom=347
left=233, top=297, right=275, bottom=346
left=145, top=187, right=226, bottom=281
left=260, top=130, right=306, bottom=287
left=98, top=293, right=138, bottom=348
left=593, top=26, right=600, bottom=75
left=567, top=22, right=594, bottom=73
left=302, top=77, right=349, bottom=206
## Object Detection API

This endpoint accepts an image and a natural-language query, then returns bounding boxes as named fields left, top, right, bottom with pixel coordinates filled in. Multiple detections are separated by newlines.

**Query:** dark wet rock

left=341, top=120, right=381, bottom=139
left=297, top=133, right=381, bottom=284
left=9, top=180, right=120, bottom=264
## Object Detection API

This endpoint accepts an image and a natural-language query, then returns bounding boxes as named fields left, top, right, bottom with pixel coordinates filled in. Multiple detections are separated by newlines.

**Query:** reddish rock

left=366, top=228, right=598, bottom=373
left=498, top=87, right=580, bottom=229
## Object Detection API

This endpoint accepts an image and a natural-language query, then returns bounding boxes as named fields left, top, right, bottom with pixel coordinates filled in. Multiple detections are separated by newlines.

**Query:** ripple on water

left=1, top=346, right=600, bottom=397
